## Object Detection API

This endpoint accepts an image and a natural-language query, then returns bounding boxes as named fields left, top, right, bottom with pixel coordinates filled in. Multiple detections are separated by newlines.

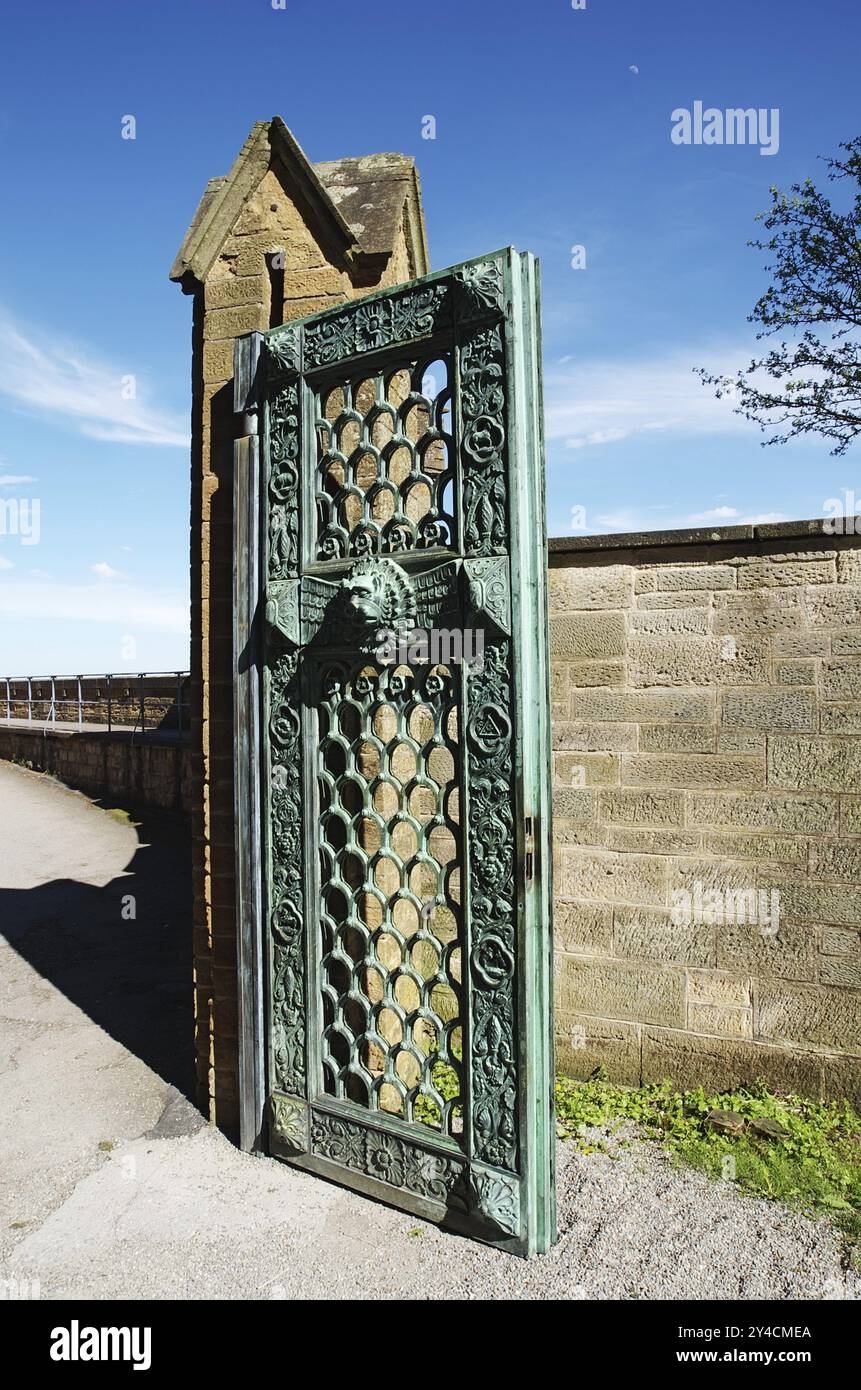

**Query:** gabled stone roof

left=170, top=117, right=429, bottom=292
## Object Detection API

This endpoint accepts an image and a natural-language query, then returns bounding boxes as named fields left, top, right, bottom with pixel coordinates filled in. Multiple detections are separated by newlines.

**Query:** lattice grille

left=317, top=658, right=463, bottom=1139
left=315, top=356, right=454, bottom=560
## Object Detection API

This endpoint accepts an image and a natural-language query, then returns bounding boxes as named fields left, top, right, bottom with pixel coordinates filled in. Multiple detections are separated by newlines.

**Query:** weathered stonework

left=0, top=725, right=191, bottom=813
left=550, top=523, right=861, bottom=1101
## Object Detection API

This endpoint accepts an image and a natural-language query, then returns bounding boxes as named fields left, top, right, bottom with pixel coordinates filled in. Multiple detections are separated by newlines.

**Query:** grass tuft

left=555, top=1071, right=861, bottom=1256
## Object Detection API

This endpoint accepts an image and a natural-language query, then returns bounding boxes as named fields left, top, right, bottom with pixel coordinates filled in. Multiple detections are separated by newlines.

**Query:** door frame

left=233, top=331, right=267, bottom=1154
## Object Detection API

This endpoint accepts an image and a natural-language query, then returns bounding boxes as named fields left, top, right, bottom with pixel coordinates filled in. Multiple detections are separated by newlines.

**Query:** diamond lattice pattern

left=318, top=659, right=463, bottom=1139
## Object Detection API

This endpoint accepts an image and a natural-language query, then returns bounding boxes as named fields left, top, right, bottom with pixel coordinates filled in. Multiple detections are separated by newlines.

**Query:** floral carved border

left=310, top=1112, right=520, bottom=1235
left=459, top=321, right=508, bottom=557
left=466, top=638, right=518, bottom=1171
left=266, top=377, right=301, bottom=581
left=268, top=649, right=307, bottom=1096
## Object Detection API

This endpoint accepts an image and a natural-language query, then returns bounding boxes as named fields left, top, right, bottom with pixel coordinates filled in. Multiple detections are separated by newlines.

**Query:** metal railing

left=1, top=671, right=190, bottom=738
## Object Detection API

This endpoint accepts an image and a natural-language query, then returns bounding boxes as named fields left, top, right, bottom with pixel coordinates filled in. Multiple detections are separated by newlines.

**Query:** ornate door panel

left=234, top=249, right=555, bottom=1255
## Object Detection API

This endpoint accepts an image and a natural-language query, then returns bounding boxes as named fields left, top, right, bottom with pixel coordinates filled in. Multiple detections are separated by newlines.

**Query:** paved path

left=1, top=762, right=858, bottom=1300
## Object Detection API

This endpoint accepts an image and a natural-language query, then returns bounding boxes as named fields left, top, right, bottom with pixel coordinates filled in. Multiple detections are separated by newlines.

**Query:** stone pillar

left=171, top=118, right=429, bottom=1135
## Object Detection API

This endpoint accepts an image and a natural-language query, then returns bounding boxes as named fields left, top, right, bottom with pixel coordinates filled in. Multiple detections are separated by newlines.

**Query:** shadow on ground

left=0, top=806, right=195, bottom=1102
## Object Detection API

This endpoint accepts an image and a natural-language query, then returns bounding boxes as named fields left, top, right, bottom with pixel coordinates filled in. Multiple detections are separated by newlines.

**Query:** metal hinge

left=524, top=815, right=535, bottom=884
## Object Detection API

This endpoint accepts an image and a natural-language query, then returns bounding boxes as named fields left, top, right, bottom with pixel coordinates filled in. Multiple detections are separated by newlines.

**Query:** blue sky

left=0, top=0, right=859, bottom=672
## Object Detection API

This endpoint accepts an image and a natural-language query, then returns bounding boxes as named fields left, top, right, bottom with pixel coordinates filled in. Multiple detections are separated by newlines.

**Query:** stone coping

left=0, top=722, right=188, bottom=746
left=549, top=517, right=861, bottom=559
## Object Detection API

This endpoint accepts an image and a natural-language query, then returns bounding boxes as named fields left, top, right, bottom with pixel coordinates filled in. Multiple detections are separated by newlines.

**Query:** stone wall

left=549, top=520, right=861, bottom=1108
left=0, top=727, right=191, bottom=813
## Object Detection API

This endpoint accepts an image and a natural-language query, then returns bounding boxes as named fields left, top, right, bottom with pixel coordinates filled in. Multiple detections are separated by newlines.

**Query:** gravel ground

left=5, top=1105, right=859, bottom=1301
left=2, top=760, right=859, bottom=1301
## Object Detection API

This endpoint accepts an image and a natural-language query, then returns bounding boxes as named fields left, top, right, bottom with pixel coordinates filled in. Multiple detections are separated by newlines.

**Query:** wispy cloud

left=0, top=311, right=189, bottom=448
left=90, top=561, right=126, bottom=581
left=573, top=502, right=792, bottom=534
left=0, top=474, right=37, bottom=488
left=0, top=556, right=13, bottom=571
left=546, top=343, right=759, bottom=451
left=0, top=577, right=187, bottom=633
left=685, top=505, right=742, bottom=524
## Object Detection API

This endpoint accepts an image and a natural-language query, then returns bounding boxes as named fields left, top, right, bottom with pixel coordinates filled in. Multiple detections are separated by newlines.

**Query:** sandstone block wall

left=0, top=727, right=191, bottom=813
left=549, top=523, right=861, bottom=1108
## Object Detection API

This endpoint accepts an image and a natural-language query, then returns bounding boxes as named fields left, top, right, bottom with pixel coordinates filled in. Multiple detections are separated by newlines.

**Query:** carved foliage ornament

left=263, top=323, right=301, bottom=378
left=271, top=258, right=504, bottom=379
left=453, top=259, right=505, bottom=322
left=265, top=579, right=300, bottom=647
left=304, top=282, right=452, bottom=369
left=464, top=556, right=511, bottom=636
left=310, top=1113, right=520, bottom=1235
left=270, top=1093, right=308, bottom=1152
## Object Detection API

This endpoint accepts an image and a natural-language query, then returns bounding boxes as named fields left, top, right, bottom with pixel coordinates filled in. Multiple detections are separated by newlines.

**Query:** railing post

left=2, top=671, right=188, bottom=732
left=2, top=670, right=188, bottom=734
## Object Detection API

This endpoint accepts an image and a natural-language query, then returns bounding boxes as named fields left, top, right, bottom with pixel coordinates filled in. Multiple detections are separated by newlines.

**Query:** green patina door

left=238, top=249, right=555, bottom=1256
